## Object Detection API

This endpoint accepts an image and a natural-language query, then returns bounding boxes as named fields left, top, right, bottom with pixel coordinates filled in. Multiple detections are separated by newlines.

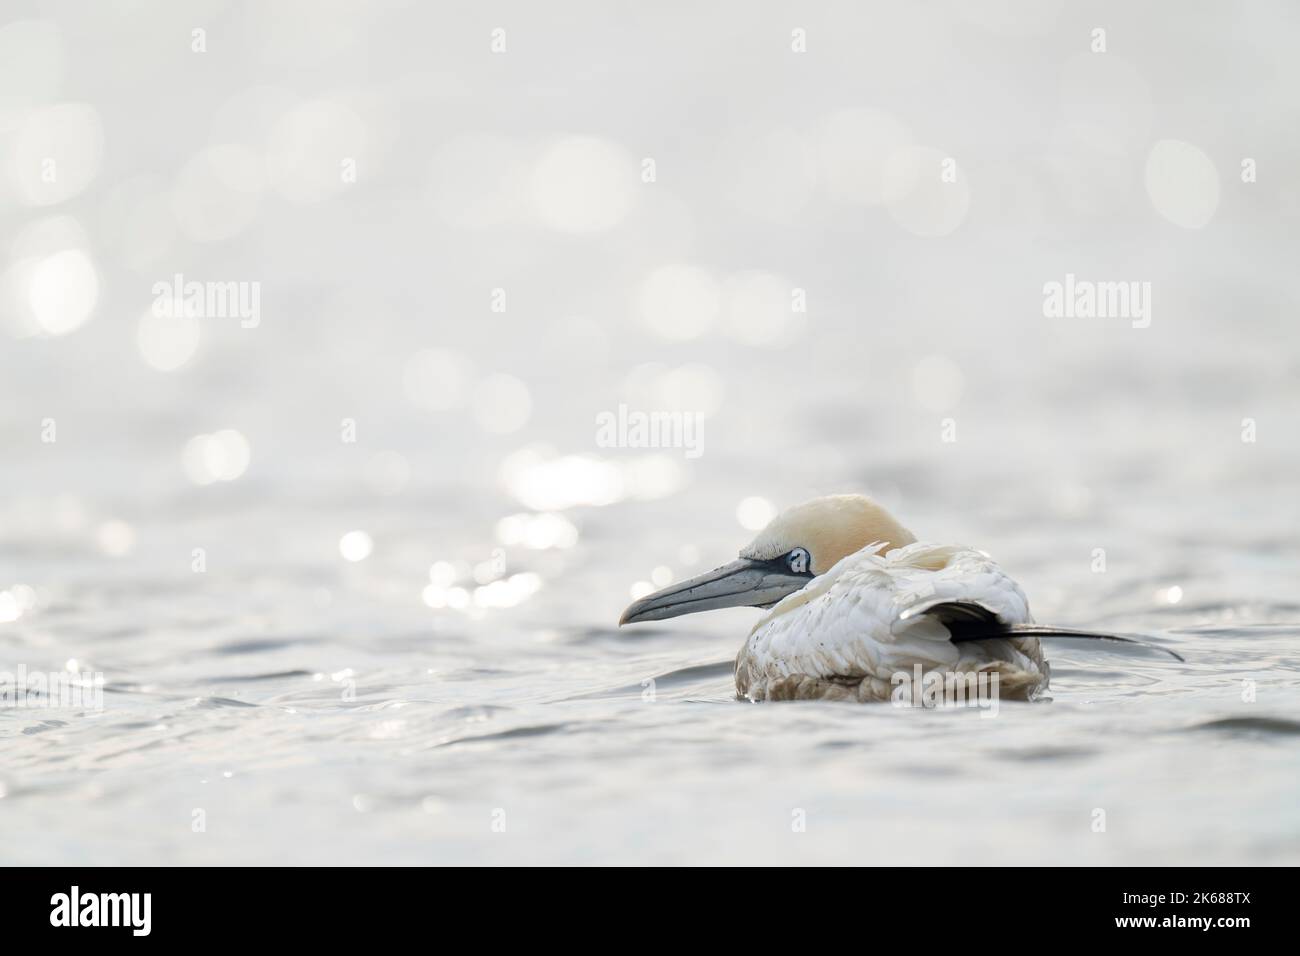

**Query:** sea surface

left=2, top=1, right=1299, bottom=865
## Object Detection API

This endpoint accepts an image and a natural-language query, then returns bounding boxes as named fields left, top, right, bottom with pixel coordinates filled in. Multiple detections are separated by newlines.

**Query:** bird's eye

left=787, top=547, right=811, bottom=575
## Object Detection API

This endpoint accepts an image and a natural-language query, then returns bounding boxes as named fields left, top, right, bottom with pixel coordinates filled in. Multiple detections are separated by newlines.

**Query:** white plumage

left=734, top=542, right=1049, bottom=702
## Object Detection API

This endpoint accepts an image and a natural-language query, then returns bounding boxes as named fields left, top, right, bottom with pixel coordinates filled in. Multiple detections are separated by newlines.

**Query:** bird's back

left=734, top=542, right=1048, bottom=702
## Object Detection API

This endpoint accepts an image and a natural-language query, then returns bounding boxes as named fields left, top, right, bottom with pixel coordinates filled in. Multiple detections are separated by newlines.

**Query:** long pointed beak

left=619, top=558, right=810, bottom=625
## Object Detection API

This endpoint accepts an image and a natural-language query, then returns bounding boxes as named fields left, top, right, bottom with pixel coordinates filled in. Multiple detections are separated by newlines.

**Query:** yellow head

left=738, top=494, right=915, bottom=575
left=620, top=494, right=915, bottom=624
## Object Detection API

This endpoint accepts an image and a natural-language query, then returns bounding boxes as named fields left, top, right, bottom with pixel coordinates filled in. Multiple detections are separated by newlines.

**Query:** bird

left=619, top=494, right=1180, bottom=703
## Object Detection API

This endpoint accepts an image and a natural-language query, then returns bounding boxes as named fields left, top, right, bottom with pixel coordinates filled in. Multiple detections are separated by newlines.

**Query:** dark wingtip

left=956, top=624, right=1185, bottom=662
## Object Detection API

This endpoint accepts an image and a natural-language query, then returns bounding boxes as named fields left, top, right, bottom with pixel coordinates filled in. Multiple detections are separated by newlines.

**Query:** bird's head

left=619, top=494, right=915, bottom=625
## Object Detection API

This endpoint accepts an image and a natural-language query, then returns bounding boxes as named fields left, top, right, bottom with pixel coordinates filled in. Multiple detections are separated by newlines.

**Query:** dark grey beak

left=619, top=558, right=811, bottom=625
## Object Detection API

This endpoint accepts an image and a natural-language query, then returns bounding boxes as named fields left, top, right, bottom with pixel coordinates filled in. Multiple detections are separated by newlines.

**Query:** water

left=3, top=470, right=1298, bottom=865
left=3, top=2, right=1300, bottom=865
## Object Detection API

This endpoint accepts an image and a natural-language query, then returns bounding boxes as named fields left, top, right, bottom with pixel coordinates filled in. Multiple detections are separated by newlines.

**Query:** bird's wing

left=741, top=542, right=1036, bottom=684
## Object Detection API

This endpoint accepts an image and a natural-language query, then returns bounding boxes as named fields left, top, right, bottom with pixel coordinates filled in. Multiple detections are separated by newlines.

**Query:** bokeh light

left=96, top=519, right=136, bottom=557
left=736, top=496, right=776, bottom=531
left=339, top=530, right=373, bottom=562
left=637, top=264, right=720, bottom=341
left=28, top=249, right=97, bottom=336
left=471, top=573, right=542, bottom=609
left=0, top=584, right=38, bottom=624
left=530, top=135, right=637, bottom=233
left=495, top=512, right=579, bottom=550
left=1145, top=139, right=1220, bottom=229
left=621, top=362, right=724, bottom=416
left=182, top=430, right=252, bottom=485
left=428, top=561, right=460, bottom=588
left=500, top=448, right=624, bottom=511
left=267, top=98, right=369, bottom=204
left=137, top=309, right=201, bottom=371
left=7, top=102, right=102, bottom=205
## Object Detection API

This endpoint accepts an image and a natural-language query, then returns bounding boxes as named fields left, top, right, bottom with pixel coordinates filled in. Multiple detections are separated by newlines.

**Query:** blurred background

left=2, top=0, right=1298, bottom=865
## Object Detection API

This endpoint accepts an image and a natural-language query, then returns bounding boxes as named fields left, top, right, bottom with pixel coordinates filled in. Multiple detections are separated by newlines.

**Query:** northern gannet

left=620, top=494, right=1179, bottom=703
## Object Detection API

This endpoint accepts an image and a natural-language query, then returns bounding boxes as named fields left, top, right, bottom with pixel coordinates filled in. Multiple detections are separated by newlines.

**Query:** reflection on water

left=2, top=2, right=1300, bottom=864
left=2, top=484, right=1298, bottom=864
